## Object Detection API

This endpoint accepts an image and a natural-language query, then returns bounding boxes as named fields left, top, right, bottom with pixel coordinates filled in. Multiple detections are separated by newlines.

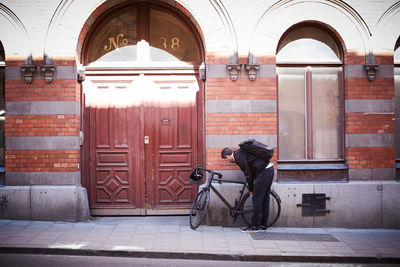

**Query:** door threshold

left=90, top=208, right=145, bottom=216
left=90, top=208, right=190, bottom=216
left=145, top=209, right=190, bottom=215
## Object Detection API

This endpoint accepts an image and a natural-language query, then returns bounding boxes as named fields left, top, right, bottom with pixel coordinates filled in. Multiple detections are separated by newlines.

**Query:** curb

left=1, top=247, right=400, bottom=264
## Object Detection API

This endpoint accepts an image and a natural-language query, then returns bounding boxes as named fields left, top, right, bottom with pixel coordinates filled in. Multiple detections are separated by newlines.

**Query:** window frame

left=82, top=2, right=204, bottom=69
left=276, top=23, right=345, bottom=166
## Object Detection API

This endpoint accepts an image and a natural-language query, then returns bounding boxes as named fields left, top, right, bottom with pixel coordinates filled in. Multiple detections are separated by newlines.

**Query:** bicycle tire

left=189, top=189, right=210, bottom=230
left=239, top=189, right=281, bottom=228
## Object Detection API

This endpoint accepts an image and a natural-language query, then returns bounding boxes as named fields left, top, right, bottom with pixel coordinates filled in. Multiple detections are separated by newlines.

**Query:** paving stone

left=0, top=218, right=399, bottom=262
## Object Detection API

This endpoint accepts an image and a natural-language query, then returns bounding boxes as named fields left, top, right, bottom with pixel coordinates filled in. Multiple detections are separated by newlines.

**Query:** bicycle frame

left=197, top=166, right=248, bottom=218
left=190, top=166, right=282, bottom=230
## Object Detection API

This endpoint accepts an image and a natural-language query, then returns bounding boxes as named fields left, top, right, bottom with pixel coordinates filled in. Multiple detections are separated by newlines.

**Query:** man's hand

left=250, top=192, right=253, bottom=196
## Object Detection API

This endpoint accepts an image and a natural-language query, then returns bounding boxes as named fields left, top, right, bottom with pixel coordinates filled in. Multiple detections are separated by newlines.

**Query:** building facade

left=0, top=0, right=399, bottom=228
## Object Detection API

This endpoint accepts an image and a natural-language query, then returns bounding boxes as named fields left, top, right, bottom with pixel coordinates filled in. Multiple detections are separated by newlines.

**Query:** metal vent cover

left=250, top=232, right=339, bottom=242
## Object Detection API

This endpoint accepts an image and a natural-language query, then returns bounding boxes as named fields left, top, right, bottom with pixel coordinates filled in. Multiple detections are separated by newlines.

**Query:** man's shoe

left=241, top=225, right=258, bottom=233
left=260, top=225, right=267, bottom=231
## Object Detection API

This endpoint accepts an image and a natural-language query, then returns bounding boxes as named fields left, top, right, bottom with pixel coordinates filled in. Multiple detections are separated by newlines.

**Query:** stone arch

left=249, top=0, right=371, bottom=63
left=42, top=0, right=235, bottom=65
left=76, top=0, right=206, bottom=64
left=374, top=2, right=400, bottom=54
left=276, top=20, right=346, bottom=61
left=0, top=3, right=32, bottom=62
left=209, top=0, right=238, bottom=63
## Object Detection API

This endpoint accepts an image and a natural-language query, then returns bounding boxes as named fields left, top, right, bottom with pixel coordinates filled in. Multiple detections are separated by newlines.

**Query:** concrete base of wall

left=203, top=181, right=400, bottom=229
left=0, top=185, right=90, bottom=222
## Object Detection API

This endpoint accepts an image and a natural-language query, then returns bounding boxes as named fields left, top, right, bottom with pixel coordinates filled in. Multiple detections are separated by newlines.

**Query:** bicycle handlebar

left=194, top=166, right=247, bottom=186
left=195, top=166, right=223, bottom=179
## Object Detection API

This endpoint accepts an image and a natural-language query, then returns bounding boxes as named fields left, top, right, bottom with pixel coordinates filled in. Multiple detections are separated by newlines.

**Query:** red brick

left=345, top=113, right=395, bottom=134
left=5, top=150, right=80, bottom=172
left=6, top=80, right=80, bottom=102
left=206, top=113, right=277, bottom=135
left=346, top=147, right=395, bottom=169
left=6, top=115, right=80, bottom=137
left=345, top=78, right=394, bottom=99
left=345, top=51, right=365, bottom=65
left=206, top=78, right=277, bottom=100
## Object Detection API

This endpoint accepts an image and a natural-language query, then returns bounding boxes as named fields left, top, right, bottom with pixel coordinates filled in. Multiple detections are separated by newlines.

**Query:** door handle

left=144, top=136, right=149, bottom=144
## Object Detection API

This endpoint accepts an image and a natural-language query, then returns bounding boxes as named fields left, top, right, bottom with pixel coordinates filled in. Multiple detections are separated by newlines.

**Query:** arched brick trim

left=375, top=2, right=400, bottom=58
left=276, top=21, right=346, bottom=62
left=0, top=3, right=32, bottom=64
left=209, top=0, right=238, bottom=64
left=76, top=0, right=205, bottom=63
left=249, top=0, right=371, bottom=64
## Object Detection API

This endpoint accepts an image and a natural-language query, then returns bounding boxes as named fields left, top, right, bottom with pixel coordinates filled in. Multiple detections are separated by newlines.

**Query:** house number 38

left=160, top=37, right=180, bottom=50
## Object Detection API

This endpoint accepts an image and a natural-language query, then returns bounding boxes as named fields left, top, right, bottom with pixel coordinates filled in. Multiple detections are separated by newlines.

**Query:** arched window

left=394, top=37, right=400, bottom=179
left=84, top=4, right=202, bottom=66
left=276, top=24, right=343, bottom=160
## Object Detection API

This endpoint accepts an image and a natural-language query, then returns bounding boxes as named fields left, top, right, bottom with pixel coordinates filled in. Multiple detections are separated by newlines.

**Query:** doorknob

left=144, top=136, right=149, bottom=144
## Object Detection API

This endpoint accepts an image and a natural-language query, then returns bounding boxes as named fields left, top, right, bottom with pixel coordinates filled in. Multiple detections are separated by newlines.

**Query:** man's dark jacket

left=233, top=149, right=268, bottom=192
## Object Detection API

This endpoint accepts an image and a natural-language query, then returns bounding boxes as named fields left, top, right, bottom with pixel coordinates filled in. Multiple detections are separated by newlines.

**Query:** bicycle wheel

left=189, top=189, right=210, bottom=230
left=240, top=189, right=281, bottom=228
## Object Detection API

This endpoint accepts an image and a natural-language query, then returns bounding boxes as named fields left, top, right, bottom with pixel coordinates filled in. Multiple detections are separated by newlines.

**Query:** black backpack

left=238, top=139, right=274, bottom=162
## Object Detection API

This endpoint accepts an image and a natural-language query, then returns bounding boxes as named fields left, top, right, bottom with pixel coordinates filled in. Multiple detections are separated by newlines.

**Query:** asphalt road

left=0, top=253, right=398, bottom=267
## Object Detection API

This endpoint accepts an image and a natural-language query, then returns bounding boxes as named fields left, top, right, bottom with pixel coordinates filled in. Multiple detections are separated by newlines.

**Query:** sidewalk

left=0, top=216, right=400, bottom=263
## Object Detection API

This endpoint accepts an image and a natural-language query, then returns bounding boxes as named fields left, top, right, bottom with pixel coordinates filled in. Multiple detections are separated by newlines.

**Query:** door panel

left=145, top=77, right=198, bottom=212
left=84, top=77, right=144, bottom=214
left=83, top=74, right=200, bottom=215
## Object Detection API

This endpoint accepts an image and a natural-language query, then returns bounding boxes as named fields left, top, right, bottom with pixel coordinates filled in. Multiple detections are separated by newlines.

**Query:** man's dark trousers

left=252, top=166, right=274, bottom=227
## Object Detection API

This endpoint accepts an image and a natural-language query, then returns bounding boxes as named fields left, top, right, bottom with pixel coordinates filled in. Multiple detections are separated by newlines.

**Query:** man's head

left=221, top=147, right=235, bottom=163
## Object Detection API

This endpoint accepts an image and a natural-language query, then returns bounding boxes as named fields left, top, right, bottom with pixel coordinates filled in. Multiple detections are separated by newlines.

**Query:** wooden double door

left=83, top=73, right=201, bottom=215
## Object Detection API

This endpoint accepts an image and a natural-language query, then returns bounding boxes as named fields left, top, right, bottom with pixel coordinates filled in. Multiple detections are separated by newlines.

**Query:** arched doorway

left=81, top=2, right=204, bottom=215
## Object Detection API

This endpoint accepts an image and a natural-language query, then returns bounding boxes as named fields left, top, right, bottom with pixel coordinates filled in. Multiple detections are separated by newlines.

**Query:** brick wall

left=2, top=0, right=398, bottom=184
left=345, top=52, right=395, bottom=177
left=347, top=147, right=395, bottom=169
left=345, top=78, right=394, bottom=99
left=5, top=80, right=80, bottom=102
left=205, top=54, right=278, bottom=172
left=5, top=150, right=79, bottom=172
left=206, top=113, right=276, bottom=135
left=205, top=51, right=396, bottom=180
left=5, top=58, right=81, bottom=184
left=345, top=113, right=394, bottom=134
left=206, top=78, right=276, bottom=100
left=6, top=115, right=79, bottom=136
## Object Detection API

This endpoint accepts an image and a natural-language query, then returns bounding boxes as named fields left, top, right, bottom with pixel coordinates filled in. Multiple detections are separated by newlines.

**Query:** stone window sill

left=277, top=162, right=348, bottom=171
left=277, top=161, right=348, bottom=182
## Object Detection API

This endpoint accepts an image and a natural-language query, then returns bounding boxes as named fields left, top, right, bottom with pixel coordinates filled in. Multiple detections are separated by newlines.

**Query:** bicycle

left=189, top=166, right=281, bottom=230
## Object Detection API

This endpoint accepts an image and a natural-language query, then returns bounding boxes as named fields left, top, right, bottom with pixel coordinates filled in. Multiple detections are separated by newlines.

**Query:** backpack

left=238, top=139, right=274, bottom=162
